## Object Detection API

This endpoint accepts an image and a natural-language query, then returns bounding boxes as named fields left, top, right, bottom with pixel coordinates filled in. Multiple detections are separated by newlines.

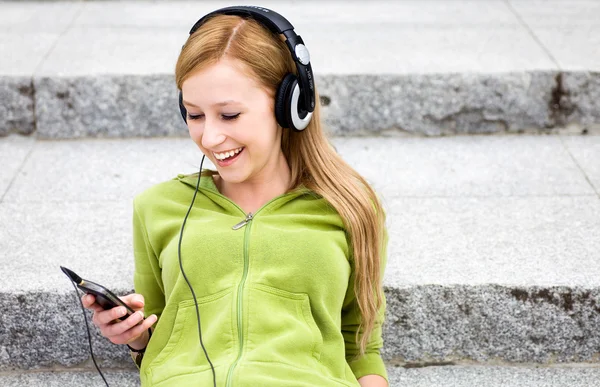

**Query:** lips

left=213, top=146, right=244, bottom=160
left=215, top=147, right=244, bottom=166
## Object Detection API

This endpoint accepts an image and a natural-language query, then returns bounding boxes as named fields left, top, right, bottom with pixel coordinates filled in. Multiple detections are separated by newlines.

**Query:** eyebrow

left=182, top=100, right=241, bottom=108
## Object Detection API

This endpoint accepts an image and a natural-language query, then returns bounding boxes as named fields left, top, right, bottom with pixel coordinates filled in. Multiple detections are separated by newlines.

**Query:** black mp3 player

left=61, top=266, right=137, bottom=320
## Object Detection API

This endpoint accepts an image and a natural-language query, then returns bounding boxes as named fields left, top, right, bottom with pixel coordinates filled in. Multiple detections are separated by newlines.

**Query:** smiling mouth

left=214, top=147, right=245, bottom=165
left=213, top=146, right=244, bottom=161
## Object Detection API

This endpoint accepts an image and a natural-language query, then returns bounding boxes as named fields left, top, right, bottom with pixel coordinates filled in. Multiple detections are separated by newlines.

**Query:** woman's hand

left=81, top=293, right=157, bottom=350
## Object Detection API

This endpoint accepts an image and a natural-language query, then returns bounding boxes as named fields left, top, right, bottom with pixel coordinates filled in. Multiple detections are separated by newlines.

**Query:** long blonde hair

left=175, top=14, right=387, bottom=358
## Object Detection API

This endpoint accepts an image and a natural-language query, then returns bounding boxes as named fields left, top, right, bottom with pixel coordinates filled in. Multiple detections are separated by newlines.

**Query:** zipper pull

left=232, top=212, right=253, bottom=230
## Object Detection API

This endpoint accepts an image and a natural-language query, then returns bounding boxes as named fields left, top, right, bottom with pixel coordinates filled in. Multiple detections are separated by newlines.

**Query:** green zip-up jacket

left=132, top=173, right=388, bottom=386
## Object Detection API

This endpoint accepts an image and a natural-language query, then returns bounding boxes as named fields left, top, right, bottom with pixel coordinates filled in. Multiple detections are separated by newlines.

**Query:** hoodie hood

left=174, top=173, right=314, bottom=197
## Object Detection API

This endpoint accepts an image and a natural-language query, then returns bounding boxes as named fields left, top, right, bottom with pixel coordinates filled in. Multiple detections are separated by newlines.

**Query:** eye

left=187, top=113, right=204, bottom=120
left=222, top=113, right=240, bottom=121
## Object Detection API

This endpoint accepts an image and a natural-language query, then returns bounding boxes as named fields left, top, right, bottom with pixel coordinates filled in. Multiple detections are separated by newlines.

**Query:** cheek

left=188, top=125, right=205, bottom=149
left=251, top=135, right=279, bottom=160
left=253, top=113, right=280, bottom=144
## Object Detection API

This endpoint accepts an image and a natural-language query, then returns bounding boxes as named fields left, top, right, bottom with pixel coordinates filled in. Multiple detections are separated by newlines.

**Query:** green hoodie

left=132, top=173, right=388, bottom=386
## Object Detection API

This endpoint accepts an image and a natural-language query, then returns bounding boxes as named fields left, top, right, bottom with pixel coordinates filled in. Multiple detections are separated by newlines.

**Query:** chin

left=217, top=169, right=249, bottom=184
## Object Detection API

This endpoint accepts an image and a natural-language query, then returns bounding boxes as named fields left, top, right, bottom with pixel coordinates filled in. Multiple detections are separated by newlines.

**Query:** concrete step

left=1, top=0, right=600, bottom=138
left=0, top=369, right=140, bottom=387
left=2, top=365, right=600, bottom=387
left=1, top=134, right=599, bottom=371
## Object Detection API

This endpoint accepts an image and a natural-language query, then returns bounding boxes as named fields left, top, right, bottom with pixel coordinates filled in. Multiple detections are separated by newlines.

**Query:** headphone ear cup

left=274, top=73, right=298, bottom=130
left=178, top=91, right=188, bottom=124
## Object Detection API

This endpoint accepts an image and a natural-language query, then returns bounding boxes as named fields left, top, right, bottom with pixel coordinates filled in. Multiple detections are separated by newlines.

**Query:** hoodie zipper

left=218, top=190, right=307, bottom=387
left=225, top=213, right=252, bottom=387
left=232, top=212, right=253, bottom=230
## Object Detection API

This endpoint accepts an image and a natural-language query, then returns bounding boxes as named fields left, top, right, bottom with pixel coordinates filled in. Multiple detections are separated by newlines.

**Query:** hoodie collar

left=175, top=173, right=312, bottom=196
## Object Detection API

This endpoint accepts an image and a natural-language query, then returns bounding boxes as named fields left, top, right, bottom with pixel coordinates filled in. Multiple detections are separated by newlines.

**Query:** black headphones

left=178, top=5, right=316, bottom=132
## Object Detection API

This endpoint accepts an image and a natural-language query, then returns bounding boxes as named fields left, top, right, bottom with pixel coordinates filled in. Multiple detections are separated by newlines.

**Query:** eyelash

left=187, top=113, right=240, bottom=121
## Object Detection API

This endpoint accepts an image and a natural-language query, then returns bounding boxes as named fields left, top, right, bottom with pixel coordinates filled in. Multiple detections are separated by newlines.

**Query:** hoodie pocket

left=147, top=287, right=234, bottom=385
left=244, top=283, right=323, bottom=369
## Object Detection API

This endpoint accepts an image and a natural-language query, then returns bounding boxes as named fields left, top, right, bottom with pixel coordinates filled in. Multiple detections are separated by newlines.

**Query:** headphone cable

left=177, top=154, right=217, bottom=387
left=68, top=280, right=110, bottom=387
left=67, top=154, right=214, bottom=387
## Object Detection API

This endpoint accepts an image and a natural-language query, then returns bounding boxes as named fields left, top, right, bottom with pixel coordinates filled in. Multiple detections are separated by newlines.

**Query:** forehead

left=181, top=58, right=265, bottom=105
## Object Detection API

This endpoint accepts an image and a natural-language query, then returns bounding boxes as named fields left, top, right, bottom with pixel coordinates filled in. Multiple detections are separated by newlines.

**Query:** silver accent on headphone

left=290, top=83, right=312, bottom=130
left=243, top=5, right=270, bottom=13
left=295, top=44, right=310, bottom=66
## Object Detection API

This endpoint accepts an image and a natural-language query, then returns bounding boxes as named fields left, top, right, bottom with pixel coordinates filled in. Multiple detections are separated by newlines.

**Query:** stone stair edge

left=1, top=70, right=599, bottom=138
left=2, top=283, right=600, bottom=371
left=4, top=364, right=600, bottom=387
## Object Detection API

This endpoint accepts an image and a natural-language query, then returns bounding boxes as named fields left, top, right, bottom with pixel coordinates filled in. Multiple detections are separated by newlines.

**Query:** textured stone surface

left=31, top=0, right=555, bottom=76
left=0, top=32, right=61, bottom=77
left=2, top=286, right=600, bottom=370
left=34, top=75, right=187, bottom=139
left=32, top=72, right=563, bottom=138
left=333, top=136, right=595, bottom=199
left=35, top=28, right=184, bottom=77
left=26, top=70, right=600, bottom=139
left=2, top=136, right=599, bottom=286
left=69, top=0, right=520, bottom=30
left=318, top=72, right=558, bottom=136
left=0, top=369, right=140, bottom=387
left=1, top=196, right=599, bottom=368
left=508, top=0, right=600, bottom=71
left=22, top=72, right=600, bottom=138
left=0, top=291, right=136, bottom=370
left=0, top=201, right=135, bottom=293
left=0, top=1, right=81, bottom=33
left=387, top=365, right=600, bottom=387
left=4, top=136, right=596, bottom=204
left=0, top=134, right=35, bottom=197
left=0, top=77, right=36, bottom=136
left=382, top=285, right=600, bottom=363
left=385, top=196, right=600, bottom=288
left=1, top=137, right=208, bottom=203
left=2, top=365, right=600, bottom=387
left=1, top=135, right=599, bottom=370
left=561, top=72, right=600, bottom=130
left=2, top=1, right=600, bottom=137
left=562, top=135, right=600, bottom=193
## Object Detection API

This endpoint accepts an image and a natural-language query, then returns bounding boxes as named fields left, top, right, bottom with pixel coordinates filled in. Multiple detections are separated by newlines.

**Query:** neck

left=216, top=153, right=292, bottom=213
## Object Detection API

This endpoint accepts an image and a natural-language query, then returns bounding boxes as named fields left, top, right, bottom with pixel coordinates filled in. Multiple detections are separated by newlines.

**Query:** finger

left=105, top=310, right=145, bottom=337
left=120, top=293, right=145, bottom=308
left=105, top=311, right=151, bottom=338
left=107, top=313, right=156, bottom=345
left=121, top=314, right=158, bottom=345
left=82, top=295, right=103, bottom=313
left=82, top=294, right=97, bottom=307
left=114, top=294, right=144, bottom=314
left=81, top=294, right=92, bottom=306
left=95, top=305, right=130, bottom=325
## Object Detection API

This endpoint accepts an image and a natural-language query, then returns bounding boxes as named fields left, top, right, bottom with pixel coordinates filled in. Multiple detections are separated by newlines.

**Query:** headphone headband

left=187, top=5, right=315, bottom=114
left=190, top=6, right=294, bottom=35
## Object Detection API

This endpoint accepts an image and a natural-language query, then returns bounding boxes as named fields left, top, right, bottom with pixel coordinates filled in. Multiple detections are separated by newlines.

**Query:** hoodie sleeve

left=132, top=198, right=165, bottom=328
left=341, top=226, right=389, bottom=383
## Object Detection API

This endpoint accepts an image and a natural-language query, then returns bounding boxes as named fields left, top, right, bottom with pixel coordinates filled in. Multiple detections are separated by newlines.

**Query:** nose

left=200, top=117, right=226, bottom=151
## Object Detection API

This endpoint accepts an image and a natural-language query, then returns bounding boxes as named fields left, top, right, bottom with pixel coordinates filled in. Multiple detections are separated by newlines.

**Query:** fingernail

left=119, top=307, right=127, bottom=316
left=137, top=311, right=144, bottom=319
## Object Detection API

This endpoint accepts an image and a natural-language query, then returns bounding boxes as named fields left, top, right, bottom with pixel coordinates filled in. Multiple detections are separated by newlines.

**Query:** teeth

left=214, top=147, right=243, bottom=160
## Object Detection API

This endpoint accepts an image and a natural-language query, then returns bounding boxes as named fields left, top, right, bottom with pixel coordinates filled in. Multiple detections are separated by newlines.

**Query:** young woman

left=82, top=6, right=389, bottom=387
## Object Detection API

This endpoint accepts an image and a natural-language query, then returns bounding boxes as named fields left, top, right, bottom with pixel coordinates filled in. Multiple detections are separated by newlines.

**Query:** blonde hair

left=175, top=14, right=387, bottom=358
